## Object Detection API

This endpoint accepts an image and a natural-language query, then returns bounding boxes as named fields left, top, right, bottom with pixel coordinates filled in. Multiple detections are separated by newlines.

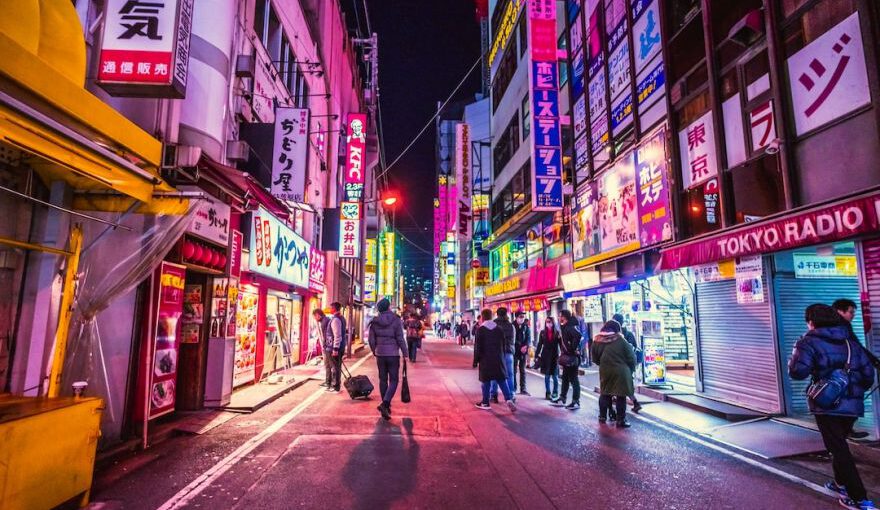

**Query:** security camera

left=765, top=138, right=781, bottom=155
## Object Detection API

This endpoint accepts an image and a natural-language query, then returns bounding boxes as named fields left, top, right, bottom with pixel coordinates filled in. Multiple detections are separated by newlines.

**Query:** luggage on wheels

left=342, top=360, right=374, bottom=400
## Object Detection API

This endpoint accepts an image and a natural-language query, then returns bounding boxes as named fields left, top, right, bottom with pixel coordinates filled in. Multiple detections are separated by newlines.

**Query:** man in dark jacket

left=512, top=312, right=531, bottom=395
left=368, top=298, right=409, bottom=420
left=490, top=307, right=516, bottom=403
left=553, top=310, right=583, bottom=410
left=404, top=313, right=424, bottom=362
left=612, top=313, right=643, bottom=413
left=313, top=309, right=333, bottom=387
left=473, top=308, right=516, bottom=412
left=789, top=304, right=875, bottom=510
left=327, top=302, right=347, bottom=392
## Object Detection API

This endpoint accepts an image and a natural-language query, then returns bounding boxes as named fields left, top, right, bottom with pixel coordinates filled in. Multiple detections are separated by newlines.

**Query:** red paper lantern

left=182, top=241, right=195, bottom=260
left=218, top=253, right=228, bottom=268
left=191, top=244, right=203, bottom=263
left=210, top=250, right=222, bottom=268
left=199, top=246, right=213, bottom=265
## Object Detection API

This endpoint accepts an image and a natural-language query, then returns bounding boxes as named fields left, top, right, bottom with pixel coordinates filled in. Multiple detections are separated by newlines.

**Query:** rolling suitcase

left=342, top=360, right=374, bottom=400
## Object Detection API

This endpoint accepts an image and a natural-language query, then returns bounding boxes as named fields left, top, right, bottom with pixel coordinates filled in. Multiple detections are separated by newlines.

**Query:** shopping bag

left=401, top=359, right=411, bottom=403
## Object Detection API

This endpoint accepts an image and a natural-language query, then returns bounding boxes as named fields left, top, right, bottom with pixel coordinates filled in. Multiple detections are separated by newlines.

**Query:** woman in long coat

left=473, top=309, right=516, bottom=412
left=591, top=320, right=636, bottom=428
left=534, top=317, right=561, bottom=400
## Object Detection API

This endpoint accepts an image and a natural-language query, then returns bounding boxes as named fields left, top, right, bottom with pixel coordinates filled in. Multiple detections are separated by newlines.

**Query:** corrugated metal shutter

left=860, top=239, right=880, bottom=431
left=696, top=276, right=780, bottom=413
left=773, top=273, right=867, bottom=427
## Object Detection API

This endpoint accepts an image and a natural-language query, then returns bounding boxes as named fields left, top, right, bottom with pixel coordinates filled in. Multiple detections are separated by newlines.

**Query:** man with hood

left=512, top=312, right=532, bottom=395
left=592, top=320, right=637, bottom=427
left=553, top=310, right=585, bottom=410
left=368, top=298, right=409, bottom=420
left=612, top=313, right=644, bottom=413
left=490, top=307, right=516, bottom=403
left=790, top=304, right=875, bottom=510
left=473, top=308, right=517, bottom=412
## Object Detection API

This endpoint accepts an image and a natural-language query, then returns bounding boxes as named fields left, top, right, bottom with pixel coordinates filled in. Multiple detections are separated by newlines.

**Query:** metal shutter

left=773, top=273, right=866, bottom=426
left=696, top=276, right=781, bottom=413
left=860, top=239, right=880, bottom=431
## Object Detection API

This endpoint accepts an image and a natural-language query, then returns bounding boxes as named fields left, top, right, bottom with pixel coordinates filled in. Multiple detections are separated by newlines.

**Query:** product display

left=234, top=289, right=258, bottom=387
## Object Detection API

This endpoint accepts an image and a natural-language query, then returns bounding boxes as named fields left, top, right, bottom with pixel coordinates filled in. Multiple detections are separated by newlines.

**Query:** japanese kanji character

left=690, top=154, right=710, bottom=181
left=687, top=123, right=706, bottom=150
left=118, top=1, right=165, bottom=41
left=273, top=173, right=292, bottom=191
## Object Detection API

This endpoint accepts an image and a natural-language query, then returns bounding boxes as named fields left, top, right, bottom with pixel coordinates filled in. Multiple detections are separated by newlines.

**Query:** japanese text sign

left=678, top=110, right=719, bottom=189
left=634, top=129, right=672, bottom=247
left=456, top=123, right=472, bottom=237
left=343, top=113, right=368, bottom=201
left=309, top=248, right=326, bottom=293
left=97, top=0, right=194, bottom=97
left=248, top=207, right=310, bottom=288
left=339, top=202, right=362, bottom=258
left=188, top=197, right=230, bottom=245
left=271, top=108, right=310, bottom=202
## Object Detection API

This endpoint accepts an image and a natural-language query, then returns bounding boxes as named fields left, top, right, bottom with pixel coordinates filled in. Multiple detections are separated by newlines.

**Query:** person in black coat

left=513, top=312, right=532, bottom=395
left=473, top=308, right=517, bottom=412
left=534, top=317, right=561, bottom=400
left=552, top=310, right=582, bottom=410
left=789, top=304, right=875, bottom=509
left=490, top=307, right=516, bottom=402
left=612, top=314, right=643, bottom=413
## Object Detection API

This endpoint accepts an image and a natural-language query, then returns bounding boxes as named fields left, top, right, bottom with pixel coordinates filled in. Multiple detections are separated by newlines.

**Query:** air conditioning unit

left=728, top=10, right=764, bottom=47
left=226, top=140, right=250, bottom=162
left=235, top=54, right=256, bottom=78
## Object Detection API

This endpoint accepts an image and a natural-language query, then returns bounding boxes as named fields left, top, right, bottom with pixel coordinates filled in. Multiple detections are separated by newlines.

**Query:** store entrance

left=773, top=242, right=873, bottom=433
left=264, top=293, right=303, bottom=377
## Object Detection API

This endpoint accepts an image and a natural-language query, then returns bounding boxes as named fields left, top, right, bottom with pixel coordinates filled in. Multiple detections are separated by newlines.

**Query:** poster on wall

left=608, top=39, right=632, bottom=100
left=633, top=0, right=662, bottom=69
left=639, top=317, right=666, bottom=386
left=233, top=289, right=258, bottom=387
left=634, top=129, right=672, bottom=247
left=586, top=1, right=603, bottom=77
left=573, top=94, right=588, bottom=138
left=149, top=262, right=186, bottom=419
left=787, top=12, right=869, bottom=136
left=598, top=153, right=639, bottom=253
left=793, top=253, right=858, bottom=278
left=571, top=180, right=601, bottom=266
left=736, top=276, right=765, bottom=304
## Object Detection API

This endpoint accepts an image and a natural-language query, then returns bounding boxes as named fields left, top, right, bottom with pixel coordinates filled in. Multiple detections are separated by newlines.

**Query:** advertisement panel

left=639, top=317, right=666, bottom=386
left=571, top=180, right=601, bottom=265
left=148, top=262, right=186, bottom=419
left=97, top=0, right=194, bottom=97
left=598, top=153, right=639, bottom=253
left=456, top=123, right=472, bottom=238
left=339, top=202, right=362, bottom=258
left=309, top=248, right=326, bottom=293
left=340, top=113, right=367, bottom=258
left=633, top=0, right=662, bottom=69
left=678, top=110, right=719, bottom=189
left=271, top=108, right=310, bottom=203
left=634, top=129, right=672, bottom=246
left=528, top=0, right=564, bottom=211
left=248, top=207, right=310, bottom=288
left=364, top=238, right=378, bottom=302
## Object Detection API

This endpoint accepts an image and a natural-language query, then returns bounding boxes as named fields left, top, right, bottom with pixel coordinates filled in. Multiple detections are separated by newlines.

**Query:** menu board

left=639, top=317, right=666, bottom=386
left=210, top=278, right=238, bottom=339
left=181, top=284, right=203, bottom=344
left=234, top=288, right=258, bottom=387
left=150, top=262, right=186, bottom=419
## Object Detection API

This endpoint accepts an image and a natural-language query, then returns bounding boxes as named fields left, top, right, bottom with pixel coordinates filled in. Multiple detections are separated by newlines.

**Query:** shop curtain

left=60, top=203, right=196, bottom=437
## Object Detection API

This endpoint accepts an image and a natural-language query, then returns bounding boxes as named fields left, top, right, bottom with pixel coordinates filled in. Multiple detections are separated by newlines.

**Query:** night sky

left=363, top=0, right=483, bottom=277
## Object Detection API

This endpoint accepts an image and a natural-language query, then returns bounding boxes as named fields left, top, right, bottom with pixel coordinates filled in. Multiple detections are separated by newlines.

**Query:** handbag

left=401, top=359, right=411, bottom=403
left=558, top=353, right=578, bottom=367
left=806, top=339, right=851, bottom=410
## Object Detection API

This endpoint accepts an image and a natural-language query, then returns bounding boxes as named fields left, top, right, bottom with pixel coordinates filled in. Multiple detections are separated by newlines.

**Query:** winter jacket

left=621, top=327, right=643, bottom=363
left=473, top=320, right=508, bottom=382
left=329, top=314, right=347, bottom=351
left=404, top=318, right=424, bottom=339
left=560, top=321, right=582, bottom=362
left=318, top=316, right=333, bottom=350
left=591, top=332, right=636, bottom=397
left=457, top=323, right=471, bottom=339
left=368, top=311, right=408, bottom=358
left=496, top=317, right=515, bottom=354
left=535, top=327, right=561, bottom=374
left=514, top=322, right=531, bottom=352
left=788, top=325, right=875, bottom=417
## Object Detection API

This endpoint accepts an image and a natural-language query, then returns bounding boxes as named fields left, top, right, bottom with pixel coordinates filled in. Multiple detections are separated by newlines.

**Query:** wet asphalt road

left=90, top=335, right=838, bottom=510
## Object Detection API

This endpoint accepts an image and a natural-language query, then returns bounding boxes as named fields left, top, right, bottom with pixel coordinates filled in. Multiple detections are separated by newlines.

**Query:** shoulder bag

left=401, top=359, right=411, bottom=403
left=806, top=339, right=851, bottom=410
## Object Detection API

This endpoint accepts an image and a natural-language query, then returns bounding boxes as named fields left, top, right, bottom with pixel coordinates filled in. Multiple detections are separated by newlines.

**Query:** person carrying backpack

left=404, top=313, right=424, bottom=363
left=789, top=304, right=876, bottom=510
left=368, top=298, right=409, bottom=420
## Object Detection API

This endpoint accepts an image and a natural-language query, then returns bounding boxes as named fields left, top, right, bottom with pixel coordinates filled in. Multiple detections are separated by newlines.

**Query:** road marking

left=523, top=367, right=835, bottom=500
left=156, top=354, right=373, bottom=510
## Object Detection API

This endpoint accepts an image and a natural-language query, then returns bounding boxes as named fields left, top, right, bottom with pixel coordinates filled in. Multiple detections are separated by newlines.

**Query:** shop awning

left=199, top=159, right=290, bottom=219
left=659, top=189, right=880, bottom=270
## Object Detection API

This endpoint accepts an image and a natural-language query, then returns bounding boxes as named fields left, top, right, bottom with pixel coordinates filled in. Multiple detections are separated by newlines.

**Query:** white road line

left=523, top=367, right=835, bottom=500
left=156, top=354, right=373, bottom=510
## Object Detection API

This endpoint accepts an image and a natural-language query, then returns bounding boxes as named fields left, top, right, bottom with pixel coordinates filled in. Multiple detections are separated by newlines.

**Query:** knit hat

left=377, top=298, right=390, bottom=312
left=601, top=320, right=622, bottom=334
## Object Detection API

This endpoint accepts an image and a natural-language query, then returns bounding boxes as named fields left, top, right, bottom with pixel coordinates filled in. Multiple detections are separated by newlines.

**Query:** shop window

left=781, top=0, right=857, bottom=58
left=667, top=17, right=706, bottom=95
left=727, top=154, right=784, bottom=224
left=710, top=0, right=763, bottom=44
left=266, top=8, right=282, bottom=64
left=493, top=115, right=520, bottom=176
left=254, top=0, right=268, bottom=42
left=521, top=94, right=531, bottom=140
left=675, top=91, right=711, bottom=129
left=492, top=36, right=520, bottom=111
left=559, top=33, right=569, bottom=87
left=666, top=0, right=701, bottom=36
left=519, top=15, right=527, bottom=58
left=511, top=169, right=527, bottom=211
left=681, top=178, right=722, bottom=237
left=743, top=51, right=770, bottom=97
left=526, top=225, right=543, bottom=268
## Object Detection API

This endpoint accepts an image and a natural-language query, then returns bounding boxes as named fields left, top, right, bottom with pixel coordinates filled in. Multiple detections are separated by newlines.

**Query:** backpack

left=406, top=320, right=421, bottom=338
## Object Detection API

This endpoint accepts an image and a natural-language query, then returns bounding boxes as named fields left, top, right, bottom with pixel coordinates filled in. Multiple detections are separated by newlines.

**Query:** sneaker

left=551, top=393, right=558, bottom=400
left=319, top=382, right=330, bottom=388
left=519, top=390, right=530, bottom=396
left=377, top=404, right=391, bottom=421
left=545, top=392, right=552, bottom=400
left=609, top=410, right=618, bottom=421
left=632, top=402, right=643, bottom=414
left=839, top=497, right=876, bottom=510
left=598, top=416, right=608, bottom=424
left=491, top=396, right=499, bottom=404
left=850, top=431, right=870, bottom=439
left=507, top=400, right=517, bottom=413
left=616, top=420, right=632, bottom=428
left=565, top=402, right=580, bottom=411
left=825, top=481, right=848, bottom=498
left=551, top=399, right=567, bottom=407
left=475, top=402, right=491, bottom=410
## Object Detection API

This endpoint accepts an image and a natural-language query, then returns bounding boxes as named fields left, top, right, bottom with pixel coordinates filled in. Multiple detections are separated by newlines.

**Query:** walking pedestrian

left=367, top=298, right=409, bottom=420
left=535, top=317, right=561, bottom=401
left=313, top=309, right=333, bottom=388
left=789, top=304, right=875, bottom=510
left=513, top=312, right=531, bottom=395
left=404, top=313, right=424, bottom=362
left=327, top=302, right=347, bottom=393
left=612, top=313, right=643, bottom=413
left=489, top=307, right=516, bottom=403
left=473, top=308, right=517, bottom=412
left=832, top=298, right=880, bottom=440
left=552, top=310, right=582, bottom=410
left=576, top=312, right=591, bottom=367
left=457, top=319, right=471, bottom=347
left=592, top=319, right=637, bottom=428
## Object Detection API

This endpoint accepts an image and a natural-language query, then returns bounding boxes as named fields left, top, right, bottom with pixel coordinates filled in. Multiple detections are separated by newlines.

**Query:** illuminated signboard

left=308, top=248, right=326, bottom=293
left=488, top=0, right=525, bottom=68
left=364, top=238, right=378, bottom=302
left=248, top=207, right=310, bottom=288
left=528, top=0, right=563, bottom=211
left=456, top=123, right=471, bottom=237
left=271, top=108, right=310, bottom=202
left=97, top=0, right=194, bottom=97
left=379, top=231, right=397, bottom=298
left=340, top=113, right=367, bottom=258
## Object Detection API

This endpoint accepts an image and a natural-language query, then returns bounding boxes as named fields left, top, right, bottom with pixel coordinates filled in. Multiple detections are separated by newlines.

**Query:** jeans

left=323, top=347, right=334, bottom=384
left=407, top=337, right=419, bottom=362
left=513, top=351, right=528, bottom=392
left=330, top=353, right=343, bottom=390
left=560, top=364, right=580, bottom=403
left=481, top=379, right=513, bottom=404
left=544, top=365, right=559, bottom=395
left=490, top=353, right=515, bottom=398
left=376, top=356, right=401, bottom=406
left=599, top=394, right=627, bottom=422
left=816, top=414, right=867, bottom=501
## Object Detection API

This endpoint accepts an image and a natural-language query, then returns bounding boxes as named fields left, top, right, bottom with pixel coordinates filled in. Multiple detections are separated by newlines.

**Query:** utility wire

left=375, top=55, right=482, bottom=181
